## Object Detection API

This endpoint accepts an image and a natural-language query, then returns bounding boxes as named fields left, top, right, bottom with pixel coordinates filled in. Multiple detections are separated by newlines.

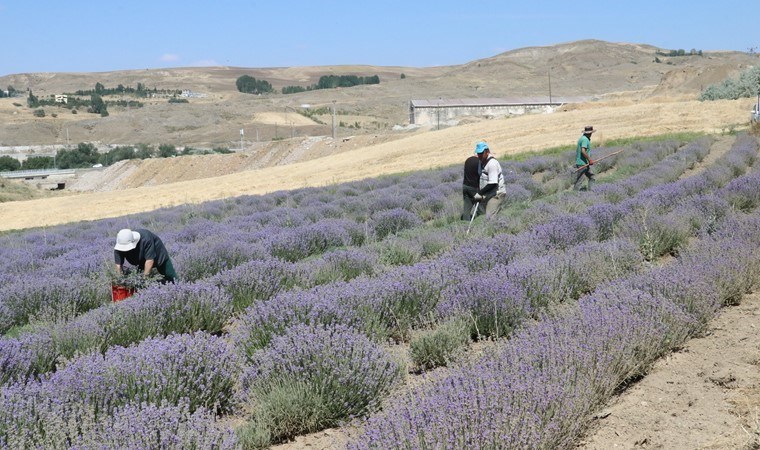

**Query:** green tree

left=135, top=143, right=154, bottom=159
left=236, top=75, right=273, bottom=94
left=55, top=143, right=100, bottom=169
left=0, top=156, right=21, bottom=171
left=95, top=82, right=105, bottom=94
left=98, top=146, right=136, bottom=165
left=89, top=94, right=109, bottom=116
left=22, top=156, right=54, bottom=170
left=27, top=90, right=39, bottom=107
left=282, top=85, right=307, bottom=94
left=158, top=144, right=177, bottom=158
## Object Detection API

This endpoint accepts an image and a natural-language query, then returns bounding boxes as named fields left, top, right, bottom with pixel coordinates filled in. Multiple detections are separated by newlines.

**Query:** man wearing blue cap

left=473, top=141, right=506, bottom=220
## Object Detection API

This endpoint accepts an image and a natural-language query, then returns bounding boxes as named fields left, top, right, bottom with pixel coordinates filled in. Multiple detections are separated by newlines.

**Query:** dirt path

left=678, top=134, right=736, bottom=180
left=578, top=292, right=760, bottom=450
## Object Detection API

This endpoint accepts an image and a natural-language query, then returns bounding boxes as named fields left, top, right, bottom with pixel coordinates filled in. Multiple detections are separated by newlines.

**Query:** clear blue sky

left=1, top=0, right=758, bottom=76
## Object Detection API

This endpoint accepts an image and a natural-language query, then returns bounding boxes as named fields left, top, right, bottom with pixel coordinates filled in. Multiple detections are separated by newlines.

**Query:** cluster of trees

left=282, top=74, right=381, bottom=94
left=236, top=75, right=274, bottom=94
left=0, top=143, right=237, bottom=172
left=27, top=91, right=110, bottom=116
left=26, top=90, right=146, bottom=117
left=656, top=49, right=703, bottom=57
left=71, top=82, right=180, bottom=98
left=0, top=156, right=22, bottom=171
left=0, top=85, right=18, bottom=98
left=700, top=65, right=760, bottom=101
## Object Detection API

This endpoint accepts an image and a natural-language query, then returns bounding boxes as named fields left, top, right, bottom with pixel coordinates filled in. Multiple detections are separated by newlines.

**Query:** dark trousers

left=157, top=259, right=177, bottom=283
left=573, top=165, right=595, bottom=191
left=462, top=185, right=485, bottom=220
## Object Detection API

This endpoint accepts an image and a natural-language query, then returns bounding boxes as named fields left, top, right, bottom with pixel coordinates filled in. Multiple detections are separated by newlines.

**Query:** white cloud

left=160, top=53, right=181, bottom=62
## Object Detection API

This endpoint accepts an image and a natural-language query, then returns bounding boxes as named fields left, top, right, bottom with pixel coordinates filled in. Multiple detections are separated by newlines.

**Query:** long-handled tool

left=466, top=201, right=480, bottom=234
left=574, top=149, right=624, bottom=172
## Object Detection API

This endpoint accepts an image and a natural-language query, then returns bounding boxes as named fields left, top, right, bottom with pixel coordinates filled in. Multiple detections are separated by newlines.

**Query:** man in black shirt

left=462, top=154, right=483, bottom=220
left=114, top=228, right=177, bottom=283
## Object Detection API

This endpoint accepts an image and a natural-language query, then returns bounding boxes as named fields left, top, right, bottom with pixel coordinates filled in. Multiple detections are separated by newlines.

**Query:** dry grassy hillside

left=1, top=40, right=757, bottom=147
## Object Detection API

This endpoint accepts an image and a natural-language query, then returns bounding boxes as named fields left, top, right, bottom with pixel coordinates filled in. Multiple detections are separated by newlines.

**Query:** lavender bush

left=371, top=207, right=423, bottom=239
left=298, top=247, right=380, bottom=286
left=210, top=258, right=299, bottom=311
left=350, top=285, right=697, bottom=450
left=0, top=396, right=237, bottom=449
left=41, top=331, right=239, bottom=414
left=239, top=323, right=403, bottom=446
left=409, top=317, right=470, bottom=371
left=0, top=133, right=758, bottom=449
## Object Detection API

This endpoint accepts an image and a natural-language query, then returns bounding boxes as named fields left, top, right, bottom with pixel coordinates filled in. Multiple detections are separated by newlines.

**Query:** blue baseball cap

left=474, top=141, right=489, bottom=154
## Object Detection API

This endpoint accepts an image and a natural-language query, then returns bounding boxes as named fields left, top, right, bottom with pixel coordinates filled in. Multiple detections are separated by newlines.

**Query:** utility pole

left=240, top=128, right=244, bottom=150
left=332, top=100, right=336, bottom=139
left=548, top=69, right=552, bottom=103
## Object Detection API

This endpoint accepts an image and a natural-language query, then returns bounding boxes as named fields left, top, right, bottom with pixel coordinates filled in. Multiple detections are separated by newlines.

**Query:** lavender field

left=2, top=132, right=760, bottom=449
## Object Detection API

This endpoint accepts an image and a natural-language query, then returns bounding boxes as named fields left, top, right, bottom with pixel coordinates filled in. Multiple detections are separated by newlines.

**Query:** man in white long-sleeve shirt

left=472, top=141, right=506, bottom=220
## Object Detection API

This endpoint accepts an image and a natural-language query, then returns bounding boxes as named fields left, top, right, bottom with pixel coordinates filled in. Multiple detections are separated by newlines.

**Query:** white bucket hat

left=114, top=229, right=141, bottom=251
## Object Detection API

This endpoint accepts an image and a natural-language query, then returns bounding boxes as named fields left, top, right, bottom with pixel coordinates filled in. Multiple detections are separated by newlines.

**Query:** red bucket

left=111, top=285, right=135, bottom=302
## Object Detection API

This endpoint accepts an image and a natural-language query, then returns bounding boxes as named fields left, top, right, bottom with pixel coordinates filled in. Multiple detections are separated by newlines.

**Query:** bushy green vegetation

left=22, top=156, right=54, bottom=170
left=26, top=90, right=137, bottom=116
left=0, top=156, right=21, bottom=172
left=71, top=82, right=179, bottom=98
left=0, top=142, right=191, bottom=172
left=282, top=74, right=380, bottom=94
left=0, top=85, right=18, bottom=98
left=700, top=65, right=760, bottom=101
left=410, top=318, right=469, bottom=370
left=236, top=75, right=274, bottom=94
left=55, top=143, right=100, bottom=169
left=656, top=48, right=703, bottom=57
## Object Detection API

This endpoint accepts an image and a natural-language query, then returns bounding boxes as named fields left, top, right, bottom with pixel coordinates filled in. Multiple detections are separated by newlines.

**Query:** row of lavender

left=2, top=133, right=756, bottom=446
left=350, top=184, right=760, bottom=449
left=232, top=134, right=760, bottom=446
left=339, top=134, right=759, bottom=446
left=0, top=136, right=709, bottom=387
left=0, top=137, right=688, bottom=337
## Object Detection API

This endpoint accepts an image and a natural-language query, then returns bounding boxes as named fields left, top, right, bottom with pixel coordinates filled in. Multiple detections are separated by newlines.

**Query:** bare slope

left=1, top=40, right=757, bottom=147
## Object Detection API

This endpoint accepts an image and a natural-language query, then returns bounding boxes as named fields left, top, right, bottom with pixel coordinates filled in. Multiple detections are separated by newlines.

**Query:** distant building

left=55, top=94, right=68, bottom=104
left=180, top=89, right=207, bottom=98
left=408, top=97, right=584, bottom=125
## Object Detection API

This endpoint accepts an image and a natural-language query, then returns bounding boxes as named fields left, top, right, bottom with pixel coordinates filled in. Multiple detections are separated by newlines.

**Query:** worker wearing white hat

left=114, top=228, right=177, bottom=283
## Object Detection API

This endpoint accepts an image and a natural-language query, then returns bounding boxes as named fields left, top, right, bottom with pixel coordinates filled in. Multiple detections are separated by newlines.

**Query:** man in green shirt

left=574, top=125, right=596, bottom=191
